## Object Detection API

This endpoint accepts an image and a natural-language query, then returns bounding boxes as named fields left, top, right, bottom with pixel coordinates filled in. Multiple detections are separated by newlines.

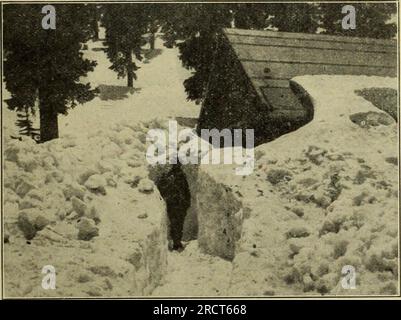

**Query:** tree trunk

left=150, top=33, right=155, bottom=50
left=92, top=7, right=99, bottom=40
left=125, top=51, right=134, bottom=87
left=93, top=25, right=99, bottom=41
left=39, top=93, right=59, bottom=143
left=127, top=71, right=133, bottom=87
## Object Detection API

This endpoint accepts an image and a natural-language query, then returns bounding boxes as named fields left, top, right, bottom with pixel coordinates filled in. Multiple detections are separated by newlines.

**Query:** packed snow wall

left=182, top=165, right=245, bottom=260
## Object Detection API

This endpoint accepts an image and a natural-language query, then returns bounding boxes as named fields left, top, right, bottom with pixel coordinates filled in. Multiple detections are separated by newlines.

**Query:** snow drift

left=3, top=120, right=169, bottom=297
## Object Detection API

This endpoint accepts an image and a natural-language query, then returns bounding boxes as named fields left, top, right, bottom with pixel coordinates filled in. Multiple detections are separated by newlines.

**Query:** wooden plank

left=225, top=33, right=396, bottom=54
left=240, top=60, right=397, bottom=79
left=250, top=78, right=290, bottom=88
left=224, top=28, right=396, bottom=47
left=231, top=43, right=396, bottom=68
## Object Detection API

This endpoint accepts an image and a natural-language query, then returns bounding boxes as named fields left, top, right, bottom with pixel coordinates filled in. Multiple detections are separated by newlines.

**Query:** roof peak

left=222, top=28, right=396, bottom=47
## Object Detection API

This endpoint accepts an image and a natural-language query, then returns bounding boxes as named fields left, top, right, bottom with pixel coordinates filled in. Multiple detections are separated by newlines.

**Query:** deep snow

left=2, top=32, right=399, bottom=297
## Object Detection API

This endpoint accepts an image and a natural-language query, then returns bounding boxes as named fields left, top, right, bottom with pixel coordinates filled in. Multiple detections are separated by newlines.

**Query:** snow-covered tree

left=3, top=4, right=97, bottom=142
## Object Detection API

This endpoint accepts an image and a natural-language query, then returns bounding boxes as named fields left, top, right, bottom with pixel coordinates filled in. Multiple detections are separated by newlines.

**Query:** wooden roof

left=223, top=28, right=397, bottom=119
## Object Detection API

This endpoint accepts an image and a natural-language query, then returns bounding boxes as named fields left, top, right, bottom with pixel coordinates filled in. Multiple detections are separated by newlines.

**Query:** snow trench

left=149, top=162, right=245, bottom=261
left=148, top=80, right=315, bottom=261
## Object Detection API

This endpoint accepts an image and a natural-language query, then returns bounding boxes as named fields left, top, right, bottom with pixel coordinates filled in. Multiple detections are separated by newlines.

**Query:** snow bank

left=3, top=120, right=168, bottom=297
left=181, top=75, right=398, bottom=296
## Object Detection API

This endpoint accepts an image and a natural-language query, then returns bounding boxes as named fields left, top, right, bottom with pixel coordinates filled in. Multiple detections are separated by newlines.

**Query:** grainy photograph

left=1, top=1, right=399, bottom=298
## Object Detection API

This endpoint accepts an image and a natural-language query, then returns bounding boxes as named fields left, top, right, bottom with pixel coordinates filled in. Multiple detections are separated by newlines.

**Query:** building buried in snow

left=197, top=28, right=397, bottom=146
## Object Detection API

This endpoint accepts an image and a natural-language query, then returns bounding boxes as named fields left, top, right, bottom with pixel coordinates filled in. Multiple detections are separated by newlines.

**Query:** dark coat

left=156, top=165, right=191, bottom=211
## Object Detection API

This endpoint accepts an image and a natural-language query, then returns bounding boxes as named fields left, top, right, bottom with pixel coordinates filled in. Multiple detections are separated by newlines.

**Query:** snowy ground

left=2, top=32, right=398, bottom=297
left=59, top=37, right=200, bottom=138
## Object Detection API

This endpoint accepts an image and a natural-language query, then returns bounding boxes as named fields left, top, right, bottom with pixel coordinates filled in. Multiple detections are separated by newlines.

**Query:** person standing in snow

left=155, top=162, right=191, bottom=251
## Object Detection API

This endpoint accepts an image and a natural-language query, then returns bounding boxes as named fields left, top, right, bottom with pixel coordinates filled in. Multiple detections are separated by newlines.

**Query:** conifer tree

left=102, top=5, right=149, bottom=87
left=160, top=3, right=233, bottom=103
left=268, top=3, right=320, bottom=33
left=4, top=4, right=97, bottom=142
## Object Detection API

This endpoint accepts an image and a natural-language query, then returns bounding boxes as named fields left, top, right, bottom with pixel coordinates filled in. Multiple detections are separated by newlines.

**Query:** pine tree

left=160, top=3, right=283, bottom=103
left=3, top=4, right=97, bottom=142
left=268, top=3, right=320, bottom=33
left=90, top=5, right=101, bottom=41
left=102, top=4, right=149, bottom=87
left=143, top=4, right=163, bottom=50
left=160, top=3, right=234, bottom=103
left=319, top=3, right=397, bottom=39
left=232, top=3, right=272, bottom=29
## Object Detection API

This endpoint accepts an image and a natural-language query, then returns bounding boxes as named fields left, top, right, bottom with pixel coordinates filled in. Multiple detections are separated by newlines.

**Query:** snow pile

left=3, top=120, right=169, bottom=297
left=233, top=75, right=398, bottom=295
left=176, top=75, right=398, bottom=296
